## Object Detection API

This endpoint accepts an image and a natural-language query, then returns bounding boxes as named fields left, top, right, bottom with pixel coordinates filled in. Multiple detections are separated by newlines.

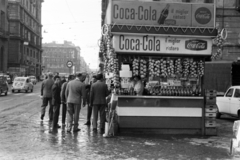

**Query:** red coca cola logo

left=185, top=40, right=207, bottom=51
left=195, top=7, right=211, bottom=24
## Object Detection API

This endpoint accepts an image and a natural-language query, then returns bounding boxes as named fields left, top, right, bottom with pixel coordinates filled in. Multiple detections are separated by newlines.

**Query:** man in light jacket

left=40, top=72, right=54, bottom=121
left=65, top=73, right=86, bottom=132
left=90, top=73, right=109, bottom=133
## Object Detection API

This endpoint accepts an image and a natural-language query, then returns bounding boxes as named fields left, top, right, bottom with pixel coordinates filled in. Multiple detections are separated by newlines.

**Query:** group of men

left=40, top=72, right=109, bottom=133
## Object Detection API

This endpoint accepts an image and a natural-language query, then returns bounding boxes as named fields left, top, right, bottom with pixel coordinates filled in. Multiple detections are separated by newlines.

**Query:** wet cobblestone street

left=0, top=83, right=240, bottom=160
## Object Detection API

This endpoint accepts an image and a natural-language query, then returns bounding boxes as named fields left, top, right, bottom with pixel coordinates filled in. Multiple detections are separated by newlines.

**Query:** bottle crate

left=205, top=127, right=217, bottom=136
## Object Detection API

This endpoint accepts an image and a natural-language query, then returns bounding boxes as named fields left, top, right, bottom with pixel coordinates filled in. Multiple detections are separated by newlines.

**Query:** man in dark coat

left=60, top=75, right=74, bottom=126
left=90, top=73, right=109, bottom=133
left=40, top=72, right=54, bottom=121
left=84, top=75, right=97, bottom=126
left=52, top=76, right=62, bottom=129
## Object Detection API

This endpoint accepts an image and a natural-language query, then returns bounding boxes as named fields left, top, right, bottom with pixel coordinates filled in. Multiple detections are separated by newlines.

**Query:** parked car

left=0, top=75, right=8, bottom=96
left=12, top=77, right=34, bottom=93
left=216, top=86, right=240, bottom=119
left=28, top=76, right=37, bottom=85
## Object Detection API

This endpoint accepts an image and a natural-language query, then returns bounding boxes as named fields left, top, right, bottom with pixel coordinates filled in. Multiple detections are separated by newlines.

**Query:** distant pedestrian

left=84, top=75, right=97, bottom=126
left=52, top=75, right=62, bottom=129
left=90, top=73, right=109, bottom=133
left=60, top=75, right=74, bottom=127
left=40, top=72, right=54, bottom=121
left=65, top=73, right=86, bottom=132
left=60, top=76, right=66, bottom=86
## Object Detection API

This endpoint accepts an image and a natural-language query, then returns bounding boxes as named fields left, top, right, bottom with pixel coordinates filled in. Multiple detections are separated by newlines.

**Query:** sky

left=42, top=0, right=102, bottom=69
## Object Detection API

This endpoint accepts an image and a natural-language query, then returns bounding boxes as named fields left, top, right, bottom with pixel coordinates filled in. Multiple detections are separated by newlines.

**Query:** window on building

left=1, top=0, right=5, bottom=6
left=0, top=11, right=5, bottom=30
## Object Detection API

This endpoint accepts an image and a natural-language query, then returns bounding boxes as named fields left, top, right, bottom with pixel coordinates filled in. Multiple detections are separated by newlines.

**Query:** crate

left=205, top=117, right=216, bottom=121
left=205, top=127, right=217, bottom=136
left=205, top=97, right=216, bottom=105
left=205, top=120, right=216, bottom=127
left=205, top=90, right=217, bottom=95
left=205, top=104, right=217, bottom=109
left=205, top=108, right=217, bottom=113
left=205, top=112, right=216, bottom=118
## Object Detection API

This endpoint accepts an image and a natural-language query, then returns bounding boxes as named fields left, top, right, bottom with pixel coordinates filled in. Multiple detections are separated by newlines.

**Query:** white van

left=12, top=77, right=34, bottom=93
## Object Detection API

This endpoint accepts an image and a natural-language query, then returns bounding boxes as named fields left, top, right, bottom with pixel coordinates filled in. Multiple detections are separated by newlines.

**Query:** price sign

left=66, top=61, right=73, bottom=68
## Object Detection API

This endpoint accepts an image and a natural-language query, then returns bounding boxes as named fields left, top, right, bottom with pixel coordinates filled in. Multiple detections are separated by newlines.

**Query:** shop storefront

left=101, top=0, right=218, bottom=135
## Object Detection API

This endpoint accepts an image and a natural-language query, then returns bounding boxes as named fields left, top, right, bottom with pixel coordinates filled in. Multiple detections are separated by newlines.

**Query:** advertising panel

left=113, top=35, right=212, bottom=56
left=192, top=4, right=214, bottom=27
left=111, top=1, right=215, bottom=28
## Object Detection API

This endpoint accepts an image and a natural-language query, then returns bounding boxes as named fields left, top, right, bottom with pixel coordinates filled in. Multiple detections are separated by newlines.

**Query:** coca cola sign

left=195, top=7, right=211, bottom=25
left=185, top=40, right=207, bottom=51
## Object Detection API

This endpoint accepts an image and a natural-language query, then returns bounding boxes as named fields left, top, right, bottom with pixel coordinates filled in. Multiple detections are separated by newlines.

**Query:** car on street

left=216, top=86, right=240, bottom=119
left=28, top=76, right=37, bottom=85
left=0, top=75, right=8, bottom=96
left=12, top=77, right=34, bottom=93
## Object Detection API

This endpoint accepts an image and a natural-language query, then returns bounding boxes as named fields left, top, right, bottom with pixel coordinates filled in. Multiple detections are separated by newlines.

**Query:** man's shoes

left=84, top=121, right=91, bottom=126
left=40, top=115, right=44, bottom=120
left=73, top=128, right=81, bottom=132
left=93, top=128, right=97, bottom=133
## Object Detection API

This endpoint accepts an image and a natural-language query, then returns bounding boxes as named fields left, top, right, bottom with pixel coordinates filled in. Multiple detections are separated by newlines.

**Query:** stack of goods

left=189, top=59, right=198, bottom=78
left=132, top=58, right=140, bottom=76
left=197, top=60, right=204, bottom=77
left=140, top=59, right=148, bottom=79
left=205, top=90, right=217, bottom=136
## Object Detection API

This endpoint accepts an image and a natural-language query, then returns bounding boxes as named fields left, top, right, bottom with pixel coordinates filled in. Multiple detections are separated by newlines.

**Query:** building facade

left=0, top=0, right=9, bottom=74
left=42, top=41, right=82, bottom=75
left=80, top=56, right=91, bottom=73
left=214, top=0, right=240, bottom=61
left=7, top=0, right=43, bottom=77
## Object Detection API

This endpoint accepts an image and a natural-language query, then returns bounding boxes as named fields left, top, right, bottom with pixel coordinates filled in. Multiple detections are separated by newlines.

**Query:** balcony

left=8, top=0, right=21, bottom=2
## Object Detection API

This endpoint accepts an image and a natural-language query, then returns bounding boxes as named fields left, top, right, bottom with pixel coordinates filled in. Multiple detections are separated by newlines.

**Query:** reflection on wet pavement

left=0, top=108, right=240, bottom=160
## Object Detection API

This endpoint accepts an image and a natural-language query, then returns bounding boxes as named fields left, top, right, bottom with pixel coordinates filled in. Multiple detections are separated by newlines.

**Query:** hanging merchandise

left=132, top=58, right=139, bottom=76
left=140, top=59, right=148, bottom=79
left=174, top=58, right=182, bottom=77
left=166, top=59, right=175, bottom=77
left=153, top=59, right=160, bottom=77
left=189, top=58, right=198, bottom=78
left=100, top=24, right=120, bottom=88
left=211, top=28, right=227, bottom=60
left=160, top=59, right=167, bottom=77
left=183, top=58, right=190, bottom=78
left=197, top=60, right=204, bottom=77
left=149, top=58, right=155, bottom=78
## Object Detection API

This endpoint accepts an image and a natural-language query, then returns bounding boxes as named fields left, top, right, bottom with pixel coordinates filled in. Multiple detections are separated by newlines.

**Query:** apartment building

left=0, top=0, right=9, bottom=73
left=7, top=0, right=43, bottom=76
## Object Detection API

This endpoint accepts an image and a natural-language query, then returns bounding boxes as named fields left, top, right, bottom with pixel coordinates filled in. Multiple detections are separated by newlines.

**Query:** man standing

left=65, top=73, right=86, bottom=132
left=40, top=72, right=54, bottom=121
left=90, top=74, right=109, bottom=133
left=52, top=75, right=62, bottom=129
left=60, top=75, right=73, bottom=127
left=84, top=75, right=97, bottom=126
